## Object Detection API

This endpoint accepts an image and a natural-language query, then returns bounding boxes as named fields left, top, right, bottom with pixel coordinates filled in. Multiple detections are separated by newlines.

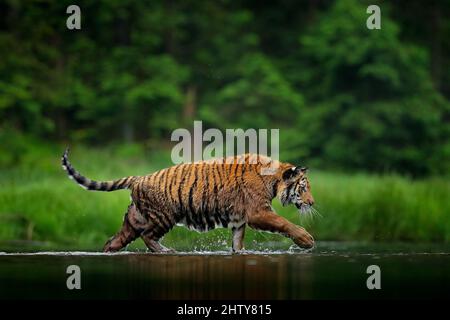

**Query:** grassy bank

left=0, top=145, right=449, bottom=251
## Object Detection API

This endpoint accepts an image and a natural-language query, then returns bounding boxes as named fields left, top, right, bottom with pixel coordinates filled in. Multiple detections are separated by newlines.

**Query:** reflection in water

left=119, top=254, right=315, bottom=299
left=0, top=245, right=449, bottom=300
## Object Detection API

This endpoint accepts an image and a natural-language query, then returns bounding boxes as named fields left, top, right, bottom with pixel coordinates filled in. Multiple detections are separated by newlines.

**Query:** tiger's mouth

left=295, top=202, right=311, bottom=214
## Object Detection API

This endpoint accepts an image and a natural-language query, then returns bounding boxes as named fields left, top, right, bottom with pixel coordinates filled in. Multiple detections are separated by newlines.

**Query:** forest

left=0, top=0, right=449, bottom=249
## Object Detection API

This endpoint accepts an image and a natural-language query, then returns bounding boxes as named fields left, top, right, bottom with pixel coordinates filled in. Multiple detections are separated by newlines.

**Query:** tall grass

left=0, top=144, right=449, bottom=251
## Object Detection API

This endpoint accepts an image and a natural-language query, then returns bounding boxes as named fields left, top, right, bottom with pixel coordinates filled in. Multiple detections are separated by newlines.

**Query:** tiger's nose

left=307, top=199, right=314, bottom=206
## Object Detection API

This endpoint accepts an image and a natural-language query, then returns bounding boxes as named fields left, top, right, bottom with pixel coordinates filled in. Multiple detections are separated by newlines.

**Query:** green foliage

left=296, top=0, right=450, bottom=175
left=201, top=53, right=304, bottom=129
left=0, top=0, right=449, bottom=176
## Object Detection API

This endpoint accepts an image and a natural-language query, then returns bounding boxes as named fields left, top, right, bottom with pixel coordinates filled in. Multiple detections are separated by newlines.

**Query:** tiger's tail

left=61, top=148, right=138, bottom=192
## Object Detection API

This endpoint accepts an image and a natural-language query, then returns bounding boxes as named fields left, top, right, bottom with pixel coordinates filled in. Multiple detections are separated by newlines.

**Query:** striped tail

left=61, top=148, right=137, bottom=192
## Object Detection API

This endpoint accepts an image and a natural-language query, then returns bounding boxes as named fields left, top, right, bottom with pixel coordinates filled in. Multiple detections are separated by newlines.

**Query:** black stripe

left=154, top=208, right=173, bottom=232
left=141, top=228, right=153, bottom=239
left=116, top=178, right=128, bottom=189
left=197, top=164, right=209, bottom=230
left=286, top=183, right=294, bottom=196
left=204, top=209, right=215, bottom=230
left=188, top=165, right=199, bottom=228
left=157, top=170, right=168, bottom=190
left=212, top=166, right=219, bottom=214
left=137, top=180, right=148, bottom=219
left=218, top=209, right=229, bottom=228
left=187, top=165, right=198, bottom=228
left=204, top=167, right=216, bottom=230
left=148, top=213, right=166, bottom=236
left=233, top=162, right=240, bottom=177
left=77, top=176, right=86, bottom=185
left=168, top=167, right=180, bottom=213
left=213, top=212, right=221, bottom=227
left=160, top=168, right=169, bottom=191
left=67, top=166, right=75, bottom=176
left=148, top=211, right=164, bottom=230
left=272, top=180, right=279, bottom=198
left=153, top=170, right=165, bottom=189
left=184, top=165, right=196, bottom=222
left=197, top=217, right=206, bottom=231
left=205, top=165, right=219, bottom=230
left=177, top=165, right=188, bottom=216
left=164, top=166, right=176, bottom=214
left=194, top=166, right=205, bottom=230
left=201, top=164, right=209, bottom=215
left=216, top=164, right=224, bottom=188
left=138, top=178, right=145, bottom=198
left=282, top=183, right=295, bottom=204
left=225, top=162, right=232, bottom=177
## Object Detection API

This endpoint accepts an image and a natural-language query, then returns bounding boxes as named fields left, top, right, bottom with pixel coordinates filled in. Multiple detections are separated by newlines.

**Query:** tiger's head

left=279, top=166, right=315, bottom=214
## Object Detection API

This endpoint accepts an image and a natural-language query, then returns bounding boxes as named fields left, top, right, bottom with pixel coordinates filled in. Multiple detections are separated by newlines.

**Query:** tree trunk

left=183, top=85, right=197, bottom=123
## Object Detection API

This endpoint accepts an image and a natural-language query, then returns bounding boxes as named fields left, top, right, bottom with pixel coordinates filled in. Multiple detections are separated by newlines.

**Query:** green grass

left=0, top=144, right=449, bottom=251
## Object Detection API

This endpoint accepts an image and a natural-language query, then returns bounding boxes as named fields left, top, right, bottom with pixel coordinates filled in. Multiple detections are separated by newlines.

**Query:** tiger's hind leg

left=139, top=212, right=176, bottom=253
left=103, top=204, right=142, bottom=252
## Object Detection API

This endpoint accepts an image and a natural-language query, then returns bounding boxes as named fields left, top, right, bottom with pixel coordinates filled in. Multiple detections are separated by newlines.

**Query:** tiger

left=61, top=149, right=315, bottom=253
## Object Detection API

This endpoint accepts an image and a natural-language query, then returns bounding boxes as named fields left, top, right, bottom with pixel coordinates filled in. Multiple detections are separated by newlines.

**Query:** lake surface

left=0, top=242, right=449, bottom=299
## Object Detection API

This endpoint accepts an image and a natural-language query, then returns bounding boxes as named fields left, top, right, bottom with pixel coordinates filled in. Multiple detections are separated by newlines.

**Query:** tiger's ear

left=282, top=166, right=308, bottom=181
left=282, top=166, right=300, bottom=181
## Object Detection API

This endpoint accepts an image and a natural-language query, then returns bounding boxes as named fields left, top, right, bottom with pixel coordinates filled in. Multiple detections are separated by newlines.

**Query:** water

left=0, top=242, right=449, bottom=299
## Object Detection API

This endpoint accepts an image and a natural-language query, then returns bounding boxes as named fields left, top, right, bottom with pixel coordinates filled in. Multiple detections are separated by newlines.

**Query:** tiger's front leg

left=232, top=224, right=246, bottom=252
left=247, top=210, right=314, bottom=249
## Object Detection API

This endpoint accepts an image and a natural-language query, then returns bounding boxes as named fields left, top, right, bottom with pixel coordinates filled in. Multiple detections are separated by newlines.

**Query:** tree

left=296, top=0, right=449, bottom=175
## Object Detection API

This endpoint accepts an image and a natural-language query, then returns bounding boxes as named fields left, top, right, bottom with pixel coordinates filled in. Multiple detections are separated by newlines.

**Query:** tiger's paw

left=292, top=228, right=315, bottom=249
left=160, top=247, right=176, bottom=253
left=231, top=248, right=245, bottom=254
left=103, top=237, right=121, bottom=253
left=147, top=244, right=176, bottom=254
